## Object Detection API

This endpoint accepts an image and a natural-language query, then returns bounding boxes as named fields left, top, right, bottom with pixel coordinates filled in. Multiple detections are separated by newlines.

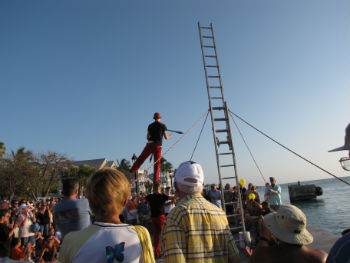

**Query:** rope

left=131, top=110, right=210, bottom=185
left=229, top=110, right=350, bottom=186
left=189, top=110, right=210, bottom=161
left=229, top=111, right=267, bottom=184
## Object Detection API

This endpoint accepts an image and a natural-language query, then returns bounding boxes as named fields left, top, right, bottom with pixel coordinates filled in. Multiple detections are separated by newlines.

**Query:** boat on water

left=288, top=181, right=323, bottom=202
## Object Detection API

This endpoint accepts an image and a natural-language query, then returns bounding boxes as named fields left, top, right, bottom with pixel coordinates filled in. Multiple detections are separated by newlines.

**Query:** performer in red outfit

left=130, top=112, right=172, bottom=182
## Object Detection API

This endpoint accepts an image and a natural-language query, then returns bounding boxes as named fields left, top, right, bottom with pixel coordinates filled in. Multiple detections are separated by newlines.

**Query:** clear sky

left=1, top=0, right=349, bottom=185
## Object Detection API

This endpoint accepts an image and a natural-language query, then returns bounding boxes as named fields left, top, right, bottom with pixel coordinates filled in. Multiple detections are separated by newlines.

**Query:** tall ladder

left=198, top=22, right=247, bottom=241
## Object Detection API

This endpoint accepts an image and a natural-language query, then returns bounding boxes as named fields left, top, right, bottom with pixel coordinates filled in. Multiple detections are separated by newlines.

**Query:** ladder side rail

left=198, top=22, right=226, bottom=212
left=210, top=23, right=225, bottom=101
left=224, top=101, right=247, bottom=234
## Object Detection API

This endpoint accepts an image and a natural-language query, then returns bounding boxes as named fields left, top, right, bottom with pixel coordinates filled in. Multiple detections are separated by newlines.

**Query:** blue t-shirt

left=53, top=198, right=91, bottom=238
left=208, top=190, right=222, bottom=208
left=267, top=185, right=282, bottom=206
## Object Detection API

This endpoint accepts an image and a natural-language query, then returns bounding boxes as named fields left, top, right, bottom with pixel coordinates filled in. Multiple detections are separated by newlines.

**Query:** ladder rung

left=208, top=75, right=219, bottom=78
left=230, top=226, right=243, bottom=231
left=203, top=45, right=215, bottom=48
left=227, top=213, right=241, bottom=218
left=210, top=86, right=222, bottom=89
left=210, top=97, right=223, bottom=100
left=222, top=176, right=235, bottom=180
left=206, top=65, right=218, bottom=68
left=221, top=164, right=234, bottom=168
left=218, top=152, right=232, bottom=155
left=214, top=118, right=227, bottom=121
left=202, top=36, right=214, bottom=39
left=218, top=141, right=230, bottom=144
left=205, top=55, right=217, bottom=58
left=200, top=26, right=211, bottom=29
left=224, top=201, right=239, bottom=205
left=216, top=129, right=228, bottom=132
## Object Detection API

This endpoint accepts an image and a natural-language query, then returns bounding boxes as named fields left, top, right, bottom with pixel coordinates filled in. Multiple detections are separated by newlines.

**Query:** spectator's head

left=62, top=177, right=79, bottom=197
left=262, top=201, right=270, bottom=210
left=86, top=168, right=130, bottom=223
left=269, top=177, right=276, bottom=186
left=11, top=200, right=19, bottom=208
left=0, top=209, right=10, bottom=224
left=224, top=183, right=231, bottom=190
left=153, top=181, right=161, bottom=193
left=211, top=184, right=217, bottom=191
left=174, top=161, right=204, bottom=194
left=247, top=200, right=261, bottom=215
left=19, top=204, right=29, bottom=215
left=264, top=204, right=313, bottom=245
left=0, top=200, right=9, bottom=210
left=153, top=112, right=162, bottom=120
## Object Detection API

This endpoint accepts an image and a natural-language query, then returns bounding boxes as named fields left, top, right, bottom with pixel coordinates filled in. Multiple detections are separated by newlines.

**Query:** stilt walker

left=130, top=112, right=172, bottom=182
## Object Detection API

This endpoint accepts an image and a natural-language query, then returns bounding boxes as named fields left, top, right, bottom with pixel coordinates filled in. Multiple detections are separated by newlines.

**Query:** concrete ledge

left=307, top=225, right=340, bottom=253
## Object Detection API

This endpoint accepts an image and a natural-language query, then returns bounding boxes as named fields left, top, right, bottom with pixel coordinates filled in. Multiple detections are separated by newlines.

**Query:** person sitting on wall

left=249, top=204, right=328, bottom=263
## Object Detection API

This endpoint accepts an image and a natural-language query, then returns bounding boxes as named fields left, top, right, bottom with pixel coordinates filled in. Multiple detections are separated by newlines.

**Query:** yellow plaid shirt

left=160, top=193, right=239, bottom=263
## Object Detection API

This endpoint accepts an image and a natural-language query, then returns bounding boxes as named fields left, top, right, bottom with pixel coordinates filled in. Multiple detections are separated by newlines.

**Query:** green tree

left=24, top=152, right=70, bottom=200
left=160, top=157, right=173, bottom=186
left=0, top=147, right=36, bottom=200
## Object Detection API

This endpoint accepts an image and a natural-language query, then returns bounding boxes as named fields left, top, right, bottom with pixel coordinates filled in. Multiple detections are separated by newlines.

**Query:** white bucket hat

left=329, top=123, right=350, bottom=152
left=264, top=204, right=313, bottom=245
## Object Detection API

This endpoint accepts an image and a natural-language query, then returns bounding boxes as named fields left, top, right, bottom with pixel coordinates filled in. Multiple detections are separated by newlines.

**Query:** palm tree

left=160, top=158, right=173, bottom=187
left=117, top=158, right=133, bottom=180
left=76, top=165, right=96, bottom=196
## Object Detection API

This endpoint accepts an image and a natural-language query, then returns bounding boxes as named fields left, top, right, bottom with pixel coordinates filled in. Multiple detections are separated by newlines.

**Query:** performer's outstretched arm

left=164, top=131, right=172, bottom=140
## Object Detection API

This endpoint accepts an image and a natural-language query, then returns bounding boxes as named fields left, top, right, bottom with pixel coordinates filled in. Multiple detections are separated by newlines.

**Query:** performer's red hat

left=153, top=112, right=162, bottom=120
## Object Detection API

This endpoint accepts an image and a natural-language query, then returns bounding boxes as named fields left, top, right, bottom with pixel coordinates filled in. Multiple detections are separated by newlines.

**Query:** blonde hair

left=86, top=168, right=130, bottom=221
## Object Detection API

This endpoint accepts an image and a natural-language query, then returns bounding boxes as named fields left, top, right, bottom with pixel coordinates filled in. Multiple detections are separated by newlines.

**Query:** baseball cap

left=174, top=161, right=204, bottom=187
left=329, top=123, right=350, bottom=152
left=153, top=112, right=162, bottom=120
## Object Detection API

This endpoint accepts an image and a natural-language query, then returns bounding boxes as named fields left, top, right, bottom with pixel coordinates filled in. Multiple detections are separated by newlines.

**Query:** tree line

left=0, top=142, right=174, bottom=201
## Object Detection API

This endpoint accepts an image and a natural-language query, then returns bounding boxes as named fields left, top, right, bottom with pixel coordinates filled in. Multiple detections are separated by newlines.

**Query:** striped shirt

left=160, top=193, right=239, bottom=263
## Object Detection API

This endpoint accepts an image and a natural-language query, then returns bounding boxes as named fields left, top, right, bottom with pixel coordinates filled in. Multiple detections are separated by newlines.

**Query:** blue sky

left=1, top=0, right=349, bottom=185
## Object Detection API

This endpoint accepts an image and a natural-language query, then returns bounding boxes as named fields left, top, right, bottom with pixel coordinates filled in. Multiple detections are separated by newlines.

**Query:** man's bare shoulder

left=250, top=245, right=327, bottom=263
left=300, top=246, right=328, bottom=263
left=249, top=245, right=275, bottom=263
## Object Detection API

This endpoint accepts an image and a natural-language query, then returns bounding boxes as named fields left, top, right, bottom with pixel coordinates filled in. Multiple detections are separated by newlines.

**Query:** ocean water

left=257, top=176, right=350, bottom=236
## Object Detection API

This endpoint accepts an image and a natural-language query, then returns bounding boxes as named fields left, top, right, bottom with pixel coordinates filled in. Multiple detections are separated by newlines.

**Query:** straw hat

left=329, top=123, right=350, bottom=152
left=264, top=204, right=313, bottom=245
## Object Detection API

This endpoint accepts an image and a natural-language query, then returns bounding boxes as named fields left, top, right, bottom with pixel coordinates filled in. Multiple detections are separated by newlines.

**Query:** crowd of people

left=0, top=162, right=348, bottom=262
left=0, top=198, right=61, bottom=262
